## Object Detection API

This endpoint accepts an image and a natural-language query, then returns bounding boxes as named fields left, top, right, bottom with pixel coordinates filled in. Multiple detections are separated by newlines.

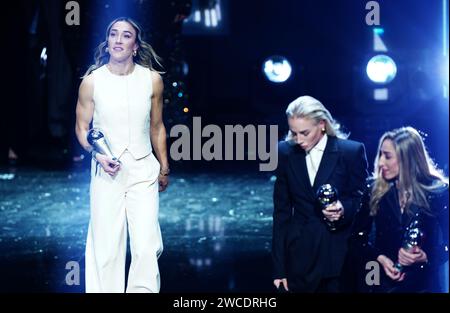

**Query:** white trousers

left=85, top=150, right=163, bottom=293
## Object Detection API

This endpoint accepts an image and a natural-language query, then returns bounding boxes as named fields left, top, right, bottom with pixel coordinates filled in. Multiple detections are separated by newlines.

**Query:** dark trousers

left=315, top=277, right=341, bottom=293
left=288, top=276, right=341, bottom=293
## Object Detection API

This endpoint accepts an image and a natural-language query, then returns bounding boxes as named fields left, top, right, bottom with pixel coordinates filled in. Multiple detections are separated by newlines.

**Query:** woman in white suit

left=75, top=17, right=169, bottom=293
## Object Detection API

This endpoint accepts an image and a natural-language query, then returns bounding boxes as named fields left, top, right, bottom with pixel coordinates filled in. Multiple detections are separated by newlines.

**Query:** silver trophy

left=316, top=184, right=339, bottom=231
left=394, top=213, right=425, bottom=272
left=87, top=128, right=118, bottom=161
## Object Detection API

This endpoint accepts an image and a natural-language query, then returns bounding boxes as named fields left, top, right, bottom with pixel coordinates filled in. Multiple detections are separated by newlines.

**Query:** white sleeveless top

left=92, top=63, right=153, bottom=160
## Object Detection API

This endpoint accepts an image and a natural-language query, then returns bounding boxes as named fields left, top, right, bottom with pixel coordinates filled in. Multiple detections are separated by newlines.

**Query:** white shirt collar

left=311, top=133, right=328, bottom=153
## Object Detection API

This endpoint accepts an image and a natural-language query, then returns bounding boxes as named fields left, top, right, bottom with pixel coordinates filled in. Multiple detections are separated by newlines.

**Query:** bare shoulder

left=78, top=74, right=94, bottom=102
left=79, top=74, right=94, bottom=94
left=150, top=70, right=164, bottom=93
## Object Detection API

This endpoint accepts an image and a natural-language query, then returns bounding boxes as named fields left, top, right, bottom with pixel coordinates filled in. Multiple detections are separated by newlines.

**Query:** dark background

left=1, top=0, right=448, bottom=173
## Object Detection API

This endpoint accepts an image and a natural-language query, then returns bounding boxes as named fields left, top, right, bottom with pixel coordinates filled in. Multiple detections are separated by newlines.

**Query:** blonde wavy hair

left=83, top=17, right=163, bottom=77
left=284, top=95, right=348, bottom=142
left=370, top=126, right=448, bottom=216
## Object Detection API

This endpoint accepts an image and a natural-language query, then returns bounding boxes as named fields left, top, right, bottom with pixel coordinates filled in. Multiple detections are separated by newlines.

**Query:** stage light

left=40, top=47, right=47, bottom=64
left=194, top=9, right=201, bottom=22
left=204, top=8, right=211, bottom=27
left=443, top=57, right=449, bottom=83
left=210, top=8, right=218, bottom=27
left=373, top=88, right=389, bottom=101
left=215, top=2, right=222, bottom=20
left=442, top=56, right=449, bottom=98
left=366, top=54, right=397, bottom=84
left=263, top=56, right=292, bottom=83
left=373, top=27, right=384, bottom=35
left=373, top=28, right=387, bottom=51
left=188, top=0, right=222, bottom=28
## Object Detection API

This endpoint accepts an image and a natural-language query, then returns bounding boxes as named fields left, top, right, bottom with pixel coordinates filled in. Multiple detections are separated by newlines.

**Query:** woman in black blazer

left=272, top=95, right=368, bottom=292
left=348, top=127, right=448, bottom=292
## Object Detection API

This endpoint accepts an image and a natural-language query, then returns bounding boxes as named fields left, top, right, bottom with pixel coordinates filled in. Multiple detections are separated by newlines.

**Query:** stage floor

left=0, top=164, right=275, bottom=292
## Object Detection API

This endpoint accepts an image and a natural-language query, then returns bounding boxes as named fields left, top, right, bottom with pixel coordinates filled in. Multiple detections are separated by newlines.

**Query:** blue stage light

left=263, top=56, right=292, bottom=83
left=366, top=54, right=397, bottom=84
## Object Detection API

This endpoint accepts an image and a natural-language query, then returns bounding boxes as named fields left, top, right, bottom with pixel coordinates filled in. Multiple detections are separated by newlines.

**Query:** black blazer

left=348, top=179, right=449, bottom=292
left=272, top=136, right=368, bottom=292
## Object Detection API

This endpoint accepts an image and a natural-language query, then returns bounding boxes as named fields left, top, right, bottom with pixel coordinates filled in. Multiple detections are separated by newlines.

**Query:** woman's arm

left=150, top=72, right=169, bottom=191
left=272, top=142, right=293, bottom=281
left=75, top=74, right=120, bottom=176
left=338, top=143, right=369, bottom=227
left=75, top=75, right=94, bottom=152
left=400, top=189, right=449, bottom=268
left=348, top=181, right=380, bottom=262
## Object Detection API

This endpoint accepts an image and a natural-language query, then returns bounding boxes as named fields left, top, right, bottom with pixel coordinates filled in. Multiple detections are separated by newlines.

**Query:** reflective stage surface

left=0, top=164, right=275, bottom=292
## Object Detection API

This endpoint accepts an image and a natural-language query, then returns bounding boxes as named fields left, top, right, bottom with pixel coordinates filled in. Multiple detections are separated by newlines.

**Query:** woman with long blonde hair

left=83, top=17, right=163, bottom=77
left=76, top=17, right=169, bottom=293
left=349, top=126, right=448, bottom=292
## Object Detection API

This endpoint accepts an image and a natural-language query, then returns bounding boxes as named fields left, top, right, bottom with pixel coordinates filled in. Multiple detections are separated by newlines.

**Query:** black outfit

left=348, top=178, right=449, bottom=292
left=272, top=136, right=368, bottom=292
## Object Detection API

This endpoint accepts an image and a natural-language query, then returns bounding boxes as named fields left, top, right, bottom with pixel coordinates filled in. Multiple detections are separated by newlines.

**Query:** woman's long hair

left=284, top=95, right=348, bottom=142
left=83, top=17, right=163, bottom=77
left=370, top=126, right=448, bottom=216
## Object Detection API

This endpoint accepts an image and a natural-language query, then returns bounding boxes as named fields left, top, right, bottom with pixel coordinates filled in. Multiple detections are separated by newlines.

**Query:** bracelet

left=159, top=168, right=170, bottom=176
